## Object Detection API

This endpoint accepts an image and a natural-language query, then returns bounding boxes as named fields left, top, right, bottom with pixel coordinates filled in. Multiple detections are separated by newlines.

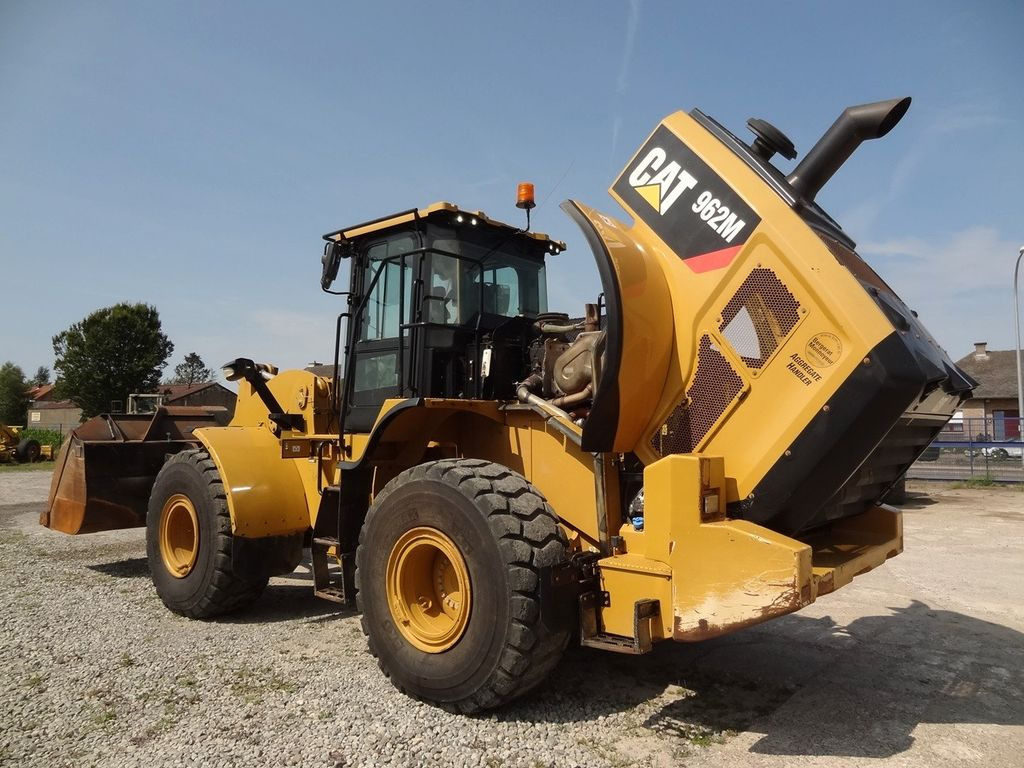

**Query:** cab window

left=361, top=236, right=415, bottom=341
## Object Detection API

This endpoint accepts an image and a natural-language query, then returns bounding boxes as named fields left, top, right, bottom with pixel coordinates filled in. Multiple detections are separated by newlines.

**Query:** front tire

left=146, top=449, right=267, bottom=618
left=356, top=459, right=570, bottom=712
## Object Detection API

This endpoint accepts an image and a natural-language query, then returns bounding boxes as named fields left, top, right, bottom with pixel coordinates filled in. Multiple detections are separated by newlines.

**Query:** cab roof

left=323, top=201, right=565, bottom=252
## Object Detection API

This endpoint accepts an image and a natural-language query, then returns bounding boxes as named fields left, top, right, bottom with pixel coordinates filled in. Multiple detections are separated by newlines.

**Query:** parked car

left=981, top=438, right=1023, bottom=459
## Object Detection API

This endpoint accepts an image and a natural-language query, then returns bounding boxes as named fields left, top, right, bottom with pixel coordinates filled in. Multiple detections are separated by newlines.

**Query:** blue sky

left=2, top=1, right=1022, bottom=380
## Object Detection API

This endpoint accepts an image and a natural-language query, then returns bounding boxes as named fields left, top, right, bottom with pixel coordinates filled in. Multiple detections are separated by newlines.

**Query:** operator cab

left=322, top=202, right=565, bottom=432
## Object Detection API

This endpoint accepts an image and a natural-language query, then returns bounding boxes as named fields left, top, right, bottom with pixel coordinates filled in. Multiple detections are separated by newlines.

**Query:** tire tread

left=148, top=449, right=265, bottom=618
left=356, top=458, right=570, bottom=712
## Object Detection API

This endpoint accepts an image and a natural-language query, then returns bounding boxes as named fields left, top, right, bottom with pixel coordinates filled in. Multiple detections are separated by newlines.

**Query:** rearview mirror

left=321, top=241, right=344, bottom=291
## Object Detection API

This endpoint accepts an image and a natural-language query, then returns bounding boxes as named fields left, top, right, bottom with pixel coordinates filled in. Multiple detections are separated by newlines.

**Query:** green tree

left=168, top=352, right=214, bottom=387
left=30, top=366, right=51, bottom=388
left=53, top=303, right=174, bottom=418
left=0, top=362, right=30, bottom=425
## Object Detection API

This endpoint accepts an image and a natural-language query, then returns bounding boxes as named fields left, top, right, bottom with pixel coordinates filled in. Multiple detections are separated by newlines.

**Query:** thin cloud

left=616, top=0, right=641, bottom=95
left=466, top=175, right=504, bottom=191
left=609, top=114, right=622, bottom=167
left=887, top=106, right=1002, bottom=198
left=860, top=226, right=1021, bottom=354
left=610, top=0, right=641, bottom=163
left=840, top=103, right=1003, bottom=233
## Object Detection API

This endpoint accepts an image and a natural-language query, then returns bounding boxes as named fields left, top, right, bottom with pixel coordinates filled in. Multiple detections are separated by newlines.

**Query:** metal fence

left=907, top=416, right=1023, bottom=483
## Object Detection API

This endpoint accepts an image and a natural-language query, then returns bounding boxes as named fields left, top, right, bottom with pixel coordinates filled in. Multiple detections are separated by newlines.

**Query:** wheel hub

left=386, top=527, right=471, bottom=653
left=159, top=493, right=199, bottom=578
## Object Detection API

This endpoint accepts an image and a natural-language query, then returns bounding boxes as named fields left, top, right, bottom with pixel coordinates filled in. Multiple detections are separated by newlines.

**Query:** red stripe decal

left=684, top=244, right=743, bottom=273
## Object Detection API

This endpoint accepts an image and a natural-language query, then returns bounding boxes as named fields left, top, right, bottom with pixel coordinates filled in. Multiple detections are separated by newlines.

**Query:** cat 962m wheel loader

left=43, top=96, right=974, bottom=712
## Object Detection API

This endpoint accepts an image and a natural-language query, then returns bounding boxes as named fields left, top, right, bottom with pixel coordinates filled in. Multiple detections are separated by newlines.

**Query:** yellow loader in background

left=1, top=424, right=52, bottom=463
left=43, top=96, right=974, bottom=712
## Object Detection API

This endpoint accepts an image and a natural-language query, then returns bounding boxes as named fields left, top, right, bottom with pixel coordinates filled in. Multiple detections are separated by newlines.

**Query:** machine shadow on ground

left=221, top=560, right=357, bottom=625
left=87, top=556, right=150, bottom=578
left=84, top=552, right=354, bottom=624
left=897, top=491, right=940, bottom=510
left=502, top=600, right=1024, bottom=759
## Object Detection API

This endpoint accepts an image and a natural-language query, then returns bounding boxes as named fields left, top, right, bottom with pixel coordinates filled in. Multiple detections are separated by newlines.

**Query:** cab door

left=345, top=235, right=416, bottom=432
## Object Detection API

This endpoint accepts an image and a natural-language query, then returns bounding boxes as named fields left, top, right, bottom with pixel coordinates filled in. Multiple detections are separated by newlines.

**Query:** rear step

left=311, top=536, right=356, bottom=604
left=579, top=593, right=659, bottom=655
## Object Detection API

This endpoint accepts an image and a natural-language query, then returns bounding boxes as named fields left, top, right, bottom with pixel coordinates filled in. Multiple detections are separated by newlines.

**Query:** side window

left=361, top=238, right=414, bottom=341
left=353, top=351, right=398, bottom=393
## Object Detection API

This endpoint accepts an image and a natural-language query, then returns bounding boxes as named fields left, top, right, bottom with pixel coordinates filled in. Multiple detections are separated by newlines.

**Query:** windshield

left=428, top=238, right=547, bottom=324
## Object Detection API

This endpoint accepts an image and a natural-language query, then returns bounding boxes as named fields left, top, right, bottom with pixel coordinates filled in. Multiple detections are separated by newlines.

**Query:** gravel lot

left=1, top=471, right=1022, bottom=767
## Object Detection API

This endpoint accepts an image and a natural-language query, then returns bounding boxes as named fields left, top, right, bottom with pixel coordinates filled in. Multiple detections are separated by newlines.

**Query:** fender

left=194, top=425, right=311, bottom=538
left=560, top=200, right=675, bottom=454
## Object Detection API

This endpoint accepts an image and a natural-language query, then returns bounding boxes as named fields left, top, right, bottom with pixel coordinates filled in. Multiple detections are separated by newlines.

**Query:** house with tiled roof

left=954, top=342, right=1021, bottom=439
left=26, top=383, right=82, bottom=435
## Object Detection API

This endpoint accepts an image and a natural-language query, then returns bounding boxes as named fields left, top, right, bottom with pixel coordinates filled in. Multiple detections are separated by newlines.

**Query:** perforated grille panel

left=650, top=334, right=744, bottom=456
left=718, top=268, right=800, bottom=369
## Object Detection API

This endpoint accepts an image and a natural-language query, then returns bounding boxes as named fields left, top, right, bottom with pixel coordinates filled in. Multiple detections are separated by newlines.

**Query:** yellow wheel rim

left=159, top=494, right=200, bottom=578
left=386, top=527, right=471, bottom=653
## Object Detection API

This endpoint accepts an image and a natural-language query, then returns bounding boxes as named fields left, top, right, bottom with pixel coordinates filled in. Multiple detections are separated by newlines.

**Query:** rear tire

left=15, top=438, right=40, bottom=463
left=146, top=449, right=267, bottom=618
left=356, top=459, right=571, bottom=712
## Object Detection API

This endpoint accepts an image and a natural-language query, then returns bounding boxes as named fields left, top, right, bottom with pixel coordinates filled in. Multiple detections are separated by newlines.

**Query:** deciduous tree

left=53, top=303, right=174, bottom=418
left=168, top=352, right=213, bottom=387
left=30, top=366, right=51, bottom=388
left=0, top=362, right=29, bottom=425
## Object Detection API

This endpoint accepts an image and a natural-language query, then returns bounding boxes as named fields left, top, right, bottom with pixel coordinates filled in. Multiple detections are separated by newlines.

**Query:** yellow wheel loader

left=1, top=424, right=51, bottom=463
left=42, top=97, right=974, bottom=712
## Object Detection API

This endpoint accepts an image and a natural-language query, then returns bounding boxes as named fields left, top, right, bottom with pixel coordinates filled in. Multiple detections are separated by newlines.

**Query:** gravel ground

left=1, top=471, right=1022, bottom=767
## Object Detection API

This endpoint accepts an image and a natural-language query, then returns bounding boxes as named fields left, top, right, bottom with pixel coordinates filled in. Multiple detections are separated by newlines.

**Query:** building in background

left=159, top=385, right=235, bottom=421
left=26, top=384, right=83, bottom=435
left=954, top=342, right=1021, bottom=439
left=159, top=382, right=237, bottom=420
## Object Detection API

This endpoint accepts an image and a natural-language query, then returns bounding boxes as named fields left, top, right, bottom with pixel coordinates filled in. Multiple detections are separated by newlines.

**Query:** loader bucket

left=42, top=407, right=219, bottom=535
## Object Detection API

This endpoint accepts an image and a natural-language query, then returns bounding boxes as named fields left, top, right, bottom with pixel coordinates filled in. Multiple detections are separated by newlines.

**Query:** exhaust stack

left=786, top=97, right=911, bottom=203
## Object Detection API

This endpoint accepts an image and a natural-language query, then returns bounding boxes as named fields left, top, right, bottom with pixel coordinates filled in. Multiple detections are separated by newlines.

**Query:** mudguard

left=195, top=425, right=311, bottom=538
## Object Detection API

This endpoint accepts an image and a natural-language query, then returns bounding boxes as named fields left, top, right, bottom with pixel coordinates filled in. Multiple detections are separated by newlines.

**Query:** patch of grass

left=0, top=461, right=53, bottom=473
left=175, top=673, right=197, bottom=688
left=26, top=672, right=47, bottom=689
left=951, top=475, right=997, bottom=488
left=229, top=665, right=296, bottom=704
left=584, top=741, right=633, bottom=768
left=267, top=673, right=297, bottom=693
left=132, top=712, right=179, bottom=746
left=675, top=723, right=727, bottom=748
left=119, top=651, right=136, bottom=668
left=91, top=706, right=116, bottom=726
